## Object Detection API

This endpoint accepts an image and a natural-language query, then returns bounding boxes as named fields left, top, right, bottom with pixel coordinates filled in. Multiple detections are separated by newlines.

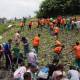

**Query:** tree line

left=36, top=0, right=80, bottom=18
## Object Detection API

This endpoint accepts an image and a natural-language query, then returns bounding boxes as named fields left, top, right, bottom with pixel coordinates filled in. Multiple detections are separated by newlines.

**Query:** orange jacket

left=53, top=46, right=62, bottom=54
left=29, top=22, right=32, bottom=26
left=19, top=22, right=24, bottom=27
left=74, top=45, right=80, bottom=59
left=33, top=36, right=40, bottom=46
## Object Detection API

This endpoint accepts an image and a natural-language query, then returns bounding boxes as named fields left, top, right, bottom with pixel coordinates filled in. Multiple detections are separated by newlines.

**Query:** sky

left=0, top=0, right=44, bottom=19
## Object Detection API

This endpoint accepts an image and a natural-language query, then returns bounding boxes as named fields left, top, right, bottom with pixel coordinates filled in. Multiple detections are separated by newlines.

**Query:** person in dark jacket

left=21, top=37, right=30, bottom=57
left=47, top=55, right=59, bottom=80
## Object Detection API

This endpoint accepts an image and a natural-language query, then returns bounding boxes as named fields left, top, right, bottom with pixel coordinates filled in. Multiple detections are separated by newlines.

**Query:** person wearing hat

left=53, top=40, right=64, bottom=58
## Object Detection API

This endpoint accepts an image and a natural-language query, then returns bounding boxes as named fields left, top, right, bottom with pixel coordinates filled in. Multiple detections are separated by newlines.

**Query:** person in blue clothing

left=3, top=39, right=13, bottom=69
left=66, top=19, right=71, bottom=31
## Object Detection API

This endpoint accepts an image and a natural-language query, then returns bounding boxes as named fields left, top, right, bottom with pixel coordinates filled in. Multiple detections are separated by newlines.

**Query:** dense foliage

left=36, top=0, right=80, bottom=18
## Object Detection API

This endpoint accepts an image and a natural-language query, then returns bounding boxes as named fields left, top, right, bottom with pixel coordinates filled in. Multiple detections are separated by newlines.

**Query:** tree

left=36, top=0, right=80, bottom=18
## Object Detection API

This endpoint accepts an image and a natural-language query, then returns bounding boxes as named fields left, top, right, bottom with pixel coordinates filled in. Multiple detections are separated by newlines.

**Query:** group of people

left=37, top=16, right=80, bottom=34
left=13, top=55, right=80, bottom=80
left=0, top=30, right=41, bottom=69
left=0, top=16, right=80, bottom=80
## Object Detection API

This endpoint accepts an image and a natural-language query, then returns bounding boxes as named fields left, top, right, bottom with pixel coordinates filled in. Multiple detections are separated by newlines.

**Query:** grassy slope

left=0, top=24, right=8, bottom=34
left=0, top=20, right=80, bottom=69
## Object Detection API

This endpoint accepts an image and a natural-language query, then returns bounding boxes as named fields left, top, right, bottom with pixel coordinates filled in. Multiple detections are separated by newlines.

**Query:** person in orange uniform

left=49, top=22, right=54, bottom=35
left=57, top=16, right=62, bottom=27
left=50, top=22, right=54, bottom=31
left=54, top=27, right=60, bottom=40
left=19, top=21, right=24, bottom=31
left=60, top=18, right=66, bottom=31
left=73, top=42, right=80, bottom=67
left=33, top=34, right=40, bottom=54
left=53, top=46, right=62, bottom=55
left=53, top=40, right=64, bottom=58
left=47, top=18, right=50, bottom=25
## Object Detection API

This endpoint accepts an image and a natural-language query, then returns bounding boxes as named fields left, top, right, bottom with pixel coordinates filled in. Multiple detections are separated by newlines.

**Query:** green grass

left=0, top=24, right=8, bottom=34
